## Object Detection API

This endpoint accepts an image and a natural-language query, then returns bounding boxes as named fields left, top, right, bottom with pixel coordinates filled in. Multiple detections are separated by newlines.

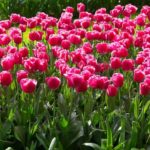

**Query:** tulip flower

left=77, top=3, right=85, bottom=12
left=122, top=59, right=134, bottom=71
left=20, top=78, right=37, bottom=93
left=45, top=76, right=61, bottom=90
left=1, top=55, right=15, bottom=71
left=106, top=84, right=118, bottom=97
left=134, top=69, right=145, bottom=83
left=16, top=70, right=29, bottom=83
left=0, top=71, right=12, bottom=86
left=110, top=57, right=122, bottom=70
left=96, top=43, right=109, bottom=54
left=111, top=73, right=124, bottom=87
left=139, top=82, right=150, bottom=95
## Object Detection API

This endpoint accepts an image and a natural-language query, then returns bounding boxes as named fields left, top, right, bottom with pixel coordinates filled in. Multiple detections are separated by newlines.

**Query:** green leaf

left=5, top=147, right=14, bottom=150
left=101, top=139, right=107, bottom=149
left=8, top=109, right=14, bottom=121
left=107, top=123, right=113, bottom=148
left=119, top=117, right=125, bottom=144
left=57, top=93, right=67, bottom=115
left=48, top=137, right=56, bottom=150
left=133, top=98, right=139, bottom=119
left=114, top=142, right=125, bottom=150
left=68, top=120, right=84, bottom=146
left=130, top=121, right=140, bottom=147
left=59, top=119, right=84, bottom=148
left=14, top=126, right=25, bottom=144
left=143, top=100, right=150, bottom=114
left=29, top=142, right=37, bottom=150
left=83, top=143, right=100, bottom=150
left=60, top=116, right=68, bottom=128
left=36, top=134, right=47, bottom=149
left=92, top=111, right=99, bottom=126
left=29, top=123, right=38, bottom=136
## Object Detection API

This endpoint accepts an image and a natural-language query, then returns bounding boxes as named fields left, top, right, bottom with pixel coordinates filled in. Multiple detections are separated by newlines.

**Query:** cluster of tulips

left=0, top=3, right=150, bottom=97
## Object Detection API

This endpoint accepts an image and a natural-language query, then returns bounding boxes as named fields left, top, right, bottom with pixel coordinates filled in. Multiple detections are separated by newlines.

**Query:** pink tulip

left=75, top=80, right=87, bottom=92
left=19, top=47, right=28, bottom=57
left=16, top=70, right=29, bottom=83
left=77, top=3, right=85, bottom=12
left=93, top=24, right=102, bottom=32
left=135, top=56, right=144, bottom=65
left=139, top=82, right=150, bottom=95
left=67, top=34, right=81, bottom=45
left=65, top=6, right=74, bottom=13
left=37, top=59, right=48, bottom=72
left=81, top=70, right=92, bottom=80
left=0, top=34, right=11, bottom=46
left=122, top=59, right=134, bottom=71
left=110, top=57, right=121, bottom=70
left=96, top=43, right=109, bottom=54
left=19, top=24, right=27, bottom=32
left=61, top=40, right=71, bottom=49
left=37, top=12, right=48, bottom=19
left=83, top=65, right=95, bottom=74
left=136, top=14, right=146, bottom=26
left=82, top=42, right=93, bottom=54
left=35, top=52, right=49, bottom=62
left=111, top=73, right=124, bottom=87
left=7, top=46, right=17, bottom=54
left=81, top=18, right=91, bottom=29
left=0, top=48, right=5, bottom=58
left=0, top=71, right=12, bottom=86
left=13, top=35, right=22, bottom=44
left=20, top=78, right=37, bottom=93
left=0, top=26, right=6, bottom=34
left=10, top=13, right=21, bottom=23
left=27, top=18, right=37, bottom=28
left=23, top=57, right=38, bottom=73
left=48, top=34, right=63, bottom=46
left=134, top=69, right=145, bottom=83
left=110, top=9, right=120, bottom=17
left=1, top=55, right=15, bottom=70
left=45, top=76, right=61, bottom=90
left=13, top=52, right=22, bottom=64
left=29, top=31, right=43, bottom=41
left=106, top=84, right=118, bottom=97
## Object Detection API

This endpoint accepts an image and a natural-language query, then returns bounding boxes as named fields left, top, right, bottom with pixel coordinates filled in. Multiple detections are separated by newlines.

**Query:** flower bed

left=0, top=3, right=150, bottom=150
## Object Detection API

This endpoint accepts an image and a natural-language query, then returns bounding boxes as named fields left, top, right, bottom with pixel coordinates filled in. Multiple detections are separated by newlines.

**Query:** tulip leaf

left=106, top=123, right=113, bottom=149
left=5, top=147, right=14, bottom=150
left=14, top=126, right=25, bottom=144
left=143, top=100, right=150, bottom=114
left=36, top=134, right=47, bottom=149
left=114, top=142, right=125, bottom=150
left=83, top=143, right=101, bottom=150
left=48, top=137, right=56, bottom=150
left=60, top=116, right=68, bottom=128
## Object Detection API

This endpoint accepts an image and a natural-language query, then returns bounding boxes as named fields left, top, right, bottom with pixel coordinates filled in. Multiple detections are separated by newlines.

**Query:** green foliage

left=1, top=78, right=150, bottom=149
left=0, top=0, right=150, bottom=19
